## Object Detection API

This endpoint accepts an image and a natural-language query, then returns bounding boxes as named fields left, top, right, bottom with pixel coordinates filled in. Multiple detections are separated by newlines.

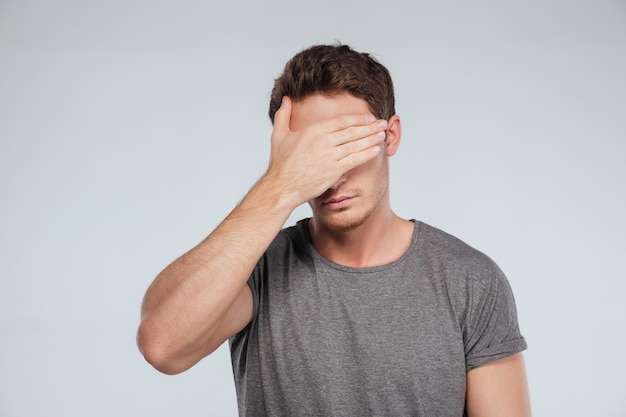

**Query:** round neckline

left=297, top=218, right=420, bottom=274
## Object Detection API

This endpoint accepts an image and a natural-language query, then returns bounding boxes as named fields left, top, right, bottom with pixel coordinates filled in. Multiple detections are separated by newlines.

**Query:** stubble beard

left=312, top=163, right=390, bottom=233
left=319, top=206, right=371, bottom=232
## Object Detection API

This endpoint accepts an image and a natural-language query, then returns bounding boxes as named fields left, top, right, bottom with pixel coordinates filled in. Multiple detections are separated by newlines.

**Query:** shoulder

left=261, top=218, right=312, bottom=264
left=413, top=222, right=514, bottom=315
left=270, top=219, right=307, bottom=248
left=415, top=222, right=526, bottom=358
left=415, top=221, right=500, bottom=279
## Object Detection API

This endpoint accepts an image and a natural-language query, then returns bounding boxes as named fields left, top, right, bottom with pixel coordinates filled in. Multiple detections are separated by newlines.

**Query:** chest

left=251, top=261, right=468, bottom=414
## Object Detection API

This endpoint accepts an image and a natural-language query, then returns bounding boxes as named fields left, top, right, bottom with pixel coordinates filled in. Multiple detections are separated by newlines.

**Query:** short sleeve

left=463, top=262, right=527, bottom=372
left=247, top=260, right=262, bottom=323
left=228, top=253, right=264, bottom=375
left=230, top=251, right=264, bottom=348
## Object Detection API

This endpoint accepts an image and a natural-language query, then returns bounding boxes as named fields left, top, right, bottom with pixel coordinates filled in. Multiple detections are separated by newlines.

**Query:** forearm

left=137, top=175, right=296, bottom=373
left=137, top=98, right=387, bottom=374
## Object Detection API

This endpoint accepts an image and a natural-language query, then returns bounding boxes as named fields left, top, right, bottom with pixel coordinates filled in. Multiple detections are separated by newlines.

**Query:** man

left=137, top=44, right=531, bottom=416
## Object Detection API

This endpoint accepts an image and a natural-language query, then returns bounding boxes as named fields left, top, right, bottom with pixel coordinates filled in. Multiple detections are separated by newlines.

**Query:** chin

left=317, top=210, right=371, bottom=232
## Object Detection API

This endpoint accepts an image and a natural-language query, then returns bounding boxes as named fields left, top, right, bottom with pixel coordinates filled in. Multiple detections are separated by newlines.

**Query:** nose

left=329, top=172, right=347, bottom=190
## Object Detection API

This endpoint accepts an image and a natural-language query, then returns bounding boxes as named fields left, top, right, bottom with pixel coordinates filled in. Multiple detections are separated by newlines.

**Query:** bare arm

left=136, top=97, right=387, bottom=375
left=137, top=177, right=293, bottom=375
left=466, top=353, right=531, bottom=417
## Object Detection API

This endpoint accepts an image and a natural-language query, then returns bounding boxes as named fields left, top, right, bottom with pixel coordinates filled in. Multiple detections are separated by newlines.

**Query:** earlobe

left=385, top=115, right=402, bottom=156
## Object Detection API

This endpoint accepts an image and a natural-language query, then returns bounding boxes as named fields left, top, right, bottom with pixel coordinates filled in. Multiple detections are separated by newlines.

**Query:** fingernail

left=371, top=146, right=381, bottom=153
left=377, top=120, right=388, bottom=129
left=376, top=131, right=386, bottom=139
left=365, top=115, right=376, bottom=123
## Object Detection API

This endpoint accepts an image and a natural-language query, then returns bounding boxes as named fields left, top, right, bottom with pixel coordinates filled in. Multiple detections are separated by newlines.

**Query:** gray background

left=1, top=0, right=625, bottom=416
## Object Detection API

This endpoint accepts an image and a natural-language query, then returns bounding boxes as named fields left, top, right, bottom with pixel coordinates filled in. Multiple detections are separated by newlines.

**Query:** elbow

left=137, top=318, right=188, bottom=375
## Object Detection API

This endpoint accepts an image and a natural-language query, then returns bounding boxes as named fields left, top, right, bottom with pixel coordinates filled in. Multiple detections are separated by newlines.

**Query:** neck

left=308, top=207, right=413, bottom=268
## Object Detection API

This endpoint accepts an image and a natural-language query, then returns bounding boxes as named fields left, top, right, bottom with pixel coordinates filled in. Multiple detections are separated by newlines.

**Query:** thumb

left=272, top=96, right=292, bottom=139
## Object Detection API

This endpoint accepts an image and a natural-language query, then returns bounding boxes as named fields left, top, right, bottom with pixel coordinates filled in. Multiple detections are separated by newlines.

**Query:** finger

left=272, top=96, right=292, bottom=139
left=338, top=144, right=382, bottom=170
left=335, top=130, right=386, bottom=160
left=329, top=118, right=388, bottom=146
left=314, top=113, right=378, bottom=134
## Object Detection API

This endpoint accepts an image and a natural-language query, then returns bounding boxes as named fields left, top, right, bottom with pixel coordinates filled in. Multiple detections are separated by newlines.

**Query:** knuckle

left=343, top=140, right=356, bottom=155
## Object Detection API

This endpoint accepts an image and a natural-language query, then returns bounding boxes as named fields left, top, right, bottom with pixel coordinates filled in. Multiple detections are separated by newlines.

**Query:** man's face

left=289, top=92, right=390, bottom=232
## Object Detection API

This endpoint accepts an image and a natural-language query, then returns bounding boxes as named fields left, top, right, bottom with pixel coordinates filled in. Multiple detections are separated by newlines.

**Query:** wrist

left=247, top=173, right=301, bottom=217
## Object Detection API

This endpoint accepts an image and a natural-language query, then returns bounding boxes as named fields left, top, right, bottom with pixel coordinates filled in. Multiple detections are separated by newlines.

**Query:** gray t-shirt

left=229, top=219, right=526, bottom=417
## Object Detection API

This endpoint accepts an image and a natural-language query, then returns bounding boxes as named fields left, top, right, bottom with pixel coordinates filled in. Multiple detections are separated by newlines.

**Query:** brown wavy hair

left=268, top=44, right=395, bottom=123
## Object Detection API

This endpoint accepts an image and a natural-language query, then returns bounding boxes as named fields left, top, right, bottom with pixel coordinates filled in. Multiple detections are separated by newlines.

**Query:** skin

left=137, top=93, right=389, bottom=375
left=288, top=93, right=413, bottom=267
left=137, top=92, right=531, bottom=416
left=466, top=353, right=532, bottom=416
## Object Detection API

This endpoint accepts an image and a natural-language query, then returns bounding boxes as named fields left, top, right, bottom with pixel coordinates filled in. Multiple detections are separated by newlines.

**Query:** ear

left=384, top=114, right=402, bottom=157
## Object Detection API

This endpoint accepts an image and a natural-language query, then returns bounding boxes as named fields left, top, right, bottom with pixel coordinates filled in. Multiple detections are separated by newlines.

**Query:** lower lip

left=323, top=197, right=353, bottom=210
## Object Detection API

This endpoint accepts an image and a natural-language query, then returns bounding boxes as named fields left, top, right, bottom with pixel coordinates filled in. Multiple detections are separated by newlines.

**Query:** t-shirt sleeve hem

left=465, top=337, right=528, bottom=372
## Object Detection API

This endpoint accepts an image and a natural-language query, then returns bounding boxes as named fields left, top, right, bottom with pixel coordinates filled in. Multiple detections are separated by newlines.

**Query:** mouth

left=322, top=195, right=354, bottom=209
left=324, top=196, right=350, bottom=204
